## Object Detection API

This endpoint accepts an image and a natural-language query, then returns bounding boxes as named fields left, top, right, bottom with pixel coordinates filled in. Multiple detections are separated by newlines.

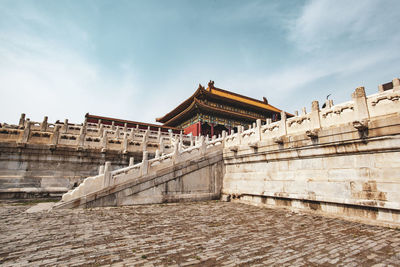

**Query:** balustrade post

left=63, top=119, right=69, bottom=133
left=393, top=78, right=400, bottom=91
left=130, top=128, right=135, bottom=140
left=103, top=162, right=112, bottom=187
left=115, top=127, right=120, bottom=138
left=159, top=137, right=164, bottom=154
left=19, top=113, right=25, bottom=128
left=142, top=130, right=148, bottom=151
left=99, top=165, right=105, bottom=175
left=222, top=130, right=227, bottom=147
left=122, top=132, right=128, bottom=154
left=101, top=131, right=108, bottom=153
left=20, top=120, right=31, bottom=144
left=77, top=125, right=86, bottom=150
left=141, top=151, right=149, bottom=175
left=157, top=127, right=161, bottom=141
left=50, top=125, right=61, bottom=148
left=199, top=135, right=206, bottom=155
left=99, top=124, right=104, bottom=138
left=238, top=125, right=243, bottom=145
left=41, top=116, right=48, bottom=132
left=279, top=111, right=288, bottom=136
left=310, top=101, right=321, bottom=130
left=129, top=157, right=135, bottom=166
left=352, top=87, right=370, bottom=121
left=256, top=119, right=262, bottom=141
left=190, top=134, right=194, bottom=147
left=168, top=129, right=173, bottom=145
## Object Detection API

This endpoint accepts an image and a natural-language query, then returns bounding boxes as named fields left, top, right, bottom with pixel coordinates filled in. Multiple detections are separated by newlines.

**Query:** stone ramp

left=25, top=202, right=55, bottom=213
left=53, top=136, right=224, bottom=209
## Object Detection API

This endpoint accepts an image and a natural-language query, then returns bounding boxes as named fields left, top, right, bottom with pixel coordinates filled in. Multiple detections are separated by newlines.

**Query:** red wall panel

left=184, top=122, right=200, bottom=136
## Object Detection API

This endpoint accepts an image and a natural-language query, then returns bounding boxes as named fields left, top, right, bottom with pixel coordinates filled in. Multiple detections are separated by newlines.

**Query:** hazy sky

left=1, top=0, right=399, bottom=125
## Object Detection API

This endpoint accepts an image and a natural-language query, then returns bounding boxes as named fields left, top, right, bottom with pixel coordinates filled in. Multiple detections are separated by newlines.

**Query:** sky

left=0, top=0, right=399, bottom=125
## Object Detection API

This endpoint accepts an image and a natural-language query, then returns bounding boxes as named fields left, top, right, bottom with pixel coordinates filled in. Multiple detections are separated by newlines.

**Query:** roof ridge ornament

left=208, top=80, right=215, bottom=89
left=198, top=84, right=205, bottom=90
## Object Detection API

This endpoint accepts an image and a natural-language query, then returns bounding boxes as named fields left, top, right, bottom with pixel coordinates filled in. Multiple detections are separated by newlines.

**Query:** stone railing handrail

left=0, top=116, right=195, bottom=155
left=223, top=78, right=400, bottom=149
left=111, top=162, right=142, bottom=176
left=60, top=133, right=224, bottom=203
left=3, top=79, right=399, bottom=155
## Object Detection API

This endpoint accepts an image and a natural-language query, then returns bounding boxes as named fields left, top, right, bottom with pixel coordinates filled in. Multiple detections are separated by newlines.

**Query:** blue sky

left=1, top=0, right=399, bottom=124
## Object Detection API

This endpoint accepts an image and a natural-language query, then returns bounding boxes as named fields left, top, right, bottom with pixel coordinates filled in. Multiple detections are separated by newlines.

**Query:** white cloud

left=288, top=0, right=400, bottom=51
left=1, top=0, right=399, bottom=127
left=0, top=27, right=139, bottom=125
left=199, top=0, right=400, bottom=115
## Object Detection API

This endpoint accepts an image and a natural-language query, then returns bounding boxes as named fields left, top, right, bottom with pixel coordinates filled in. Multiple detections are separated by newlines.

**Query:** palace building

left=156, top=81, right=291, bottom=136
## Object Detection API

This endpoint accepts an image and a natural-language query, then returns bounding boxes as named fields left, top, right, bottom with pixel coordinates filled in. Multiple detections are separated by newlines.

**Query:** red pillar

left=198, top=122, right=202, bottom=136
left=211, top=123, right=214, bottom=137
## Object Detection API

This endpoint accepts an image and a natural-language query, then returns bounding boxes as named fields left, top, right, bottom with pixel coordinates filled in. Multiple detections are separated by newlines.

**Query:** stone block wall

left=0, top=116, right=194, bottom=198
left=222, top=79, right=400, bottom=226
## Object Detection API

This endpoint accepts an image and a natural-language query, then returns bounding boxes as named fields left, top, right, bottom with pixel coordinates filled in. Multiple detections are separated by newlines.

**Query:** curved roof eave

left=156, top=87, right=205, bottom=123
left=163, top=98, right=262, bottom=126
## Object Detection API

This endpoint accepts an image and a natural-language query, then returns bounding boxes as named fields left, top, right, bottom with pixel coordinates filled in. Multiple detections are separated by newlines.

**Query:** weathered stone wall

left=222, top=79, right=400, bottom=226
left=0, top=116, right=192, bottom=198
left=0, top=143, right=136, bottom=199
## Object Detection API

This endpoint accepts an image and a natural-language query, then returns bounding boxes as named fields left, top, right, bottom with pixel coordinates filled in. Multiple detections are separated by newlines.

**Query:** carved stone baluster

left=122, top=132, right=128, bottom=154
left=310, top=101, right=321, bottom=130
left=19, top=113, right=26, bottom=128
left=41, top=116, right=48, bottom=132
left=101, top=131, right=108, bottom=153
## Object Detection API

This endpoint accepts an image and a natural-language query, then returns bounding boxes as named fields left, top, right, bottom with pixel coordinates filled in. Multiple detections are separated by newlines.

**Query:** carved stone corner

left=306, top=129, right=319, bottom=138
left=231, top=193, right=242, bottom=199
left=101, top=148, right=107, bottom=153
left=273, top=136, right=284, bottom=144
left=249, top=141, right=259, bottom=149
left=16, top=142, right=26, bottom=148
left=49, top=144, right=57, bottom=151
left=77, top=146, right=84, bottom=152
left=229, top=146, right=238, bottom=152
left=352, top=120, right=369, bottom=131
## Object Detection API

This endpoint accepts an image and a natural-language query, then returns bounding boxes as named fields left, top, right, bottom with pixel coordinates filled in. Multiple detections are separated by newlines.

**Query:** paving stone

left=0, top=201, right=400, bottom=266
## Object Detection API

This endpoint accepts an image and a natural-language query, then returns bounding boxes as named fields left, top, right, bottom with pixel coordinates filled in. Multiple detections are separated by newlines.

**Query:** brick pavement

left=1, top=201, right=400, bottom=266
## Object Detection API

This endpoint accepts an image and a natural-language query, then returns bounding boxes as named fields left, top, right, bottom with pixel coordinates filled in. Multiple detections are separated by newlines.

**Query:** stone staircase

left=53, top=136, right=225, bottom=209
